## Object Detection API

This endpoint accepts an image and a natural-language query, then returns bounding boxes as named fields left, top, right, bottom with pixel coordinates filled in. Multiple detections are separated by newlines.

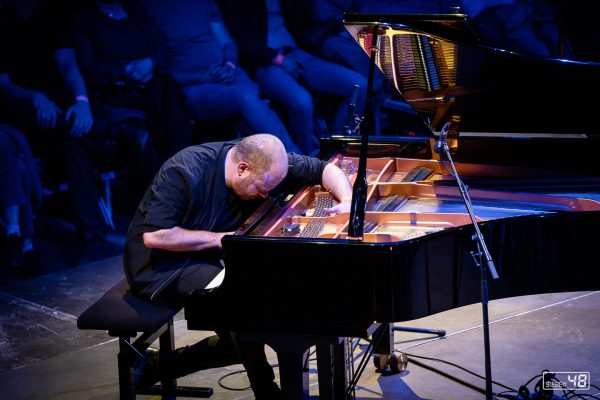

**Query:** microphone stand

left=435, top=125, right=500, bottom=400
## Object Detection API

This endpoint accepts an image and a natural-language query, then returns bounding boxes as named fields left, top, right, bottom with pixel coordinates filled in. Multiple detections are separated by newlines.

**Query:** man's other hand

left=66, top=100, right=93, bottom=137
left=32, top=92, right=61, bottom=130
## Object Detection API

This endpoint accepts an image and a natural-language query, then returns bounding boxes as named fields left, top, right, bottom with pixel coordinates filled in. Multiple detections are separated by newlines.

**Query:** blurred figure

left=459, top=0, right=571, bottom=58
left=73, top=0, right=192, bottom=162
left=0, top=0, right=111, bottom=260
left=216, top=0, right=368, bottom=156
left=0, top=123, right=42, bottom=276
left=130, top=0, right=301, bottom=154
left=302, top=0, right=444, bottom=92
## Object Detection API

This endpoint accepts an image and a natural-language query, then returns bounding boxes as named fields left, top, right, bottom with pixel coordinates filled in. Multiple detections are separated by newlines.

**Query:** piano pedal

left=373, top=352, right=408, bottom=374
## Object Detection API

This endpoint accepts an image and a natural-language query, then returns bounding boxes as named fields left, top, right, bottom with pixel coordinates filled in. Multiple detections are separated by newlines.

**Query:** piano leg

left=373, top=323, right=408, bottom=374
left=241, top=333, right=346, bottom=400
left=316, top=340, right=347, bottom=400
left=372, top=323, right=394, bottom=358
left=276, top=350, right=309, bottom=400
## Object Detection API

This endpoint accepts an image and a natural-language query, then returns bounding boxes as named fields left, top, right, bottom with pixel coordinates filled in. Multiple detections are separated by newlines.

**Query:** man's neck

left=224, top=147, right=236, bottom=189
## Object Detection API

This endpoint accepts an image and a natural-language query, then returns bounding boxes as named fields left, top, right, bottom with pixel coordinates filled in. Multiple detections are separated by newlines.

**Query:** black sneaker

left=5, top=234, right=23, bottom=269
left=20, top=250, right=42, bottom=278
left=134, top=347, right=161, bottom=390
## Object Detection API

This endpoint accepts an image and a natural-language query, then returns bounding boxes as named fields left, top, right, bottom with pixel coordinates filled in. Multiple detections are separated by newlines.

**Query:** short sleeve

left=142, top=166, right=194, bottom=229
left=286, top=152, right=327, bottom=186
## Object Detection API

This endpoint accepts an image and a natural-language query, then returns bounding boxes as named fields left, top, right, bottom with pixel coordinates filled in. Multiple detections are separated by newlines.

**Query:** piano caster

left=373, top=352, right=408, bottom=374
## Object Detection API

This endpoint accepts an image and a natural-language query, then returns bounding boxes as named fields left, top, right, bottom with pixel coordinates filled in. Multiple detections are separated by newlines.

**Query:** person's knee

left=237, top=91, right=270, bottom=116
left=0, top=132, right=18, bottom=161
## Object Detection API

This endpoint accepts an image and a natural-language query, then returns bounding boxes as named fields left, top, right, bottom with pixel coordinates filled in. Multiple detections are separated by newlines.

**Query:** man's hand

left=209, top=62, right=235, bottom=84
left=214, top=231, right=235, bottom=249
left=278, top=53, right=304, bottom=81
left=325, top=196, right=352, bottom=215
left=125, top=58, right=154, bottom=83
left=31, top=92, right=61, bottom=130
left=65, top=100, right=93, bottom=137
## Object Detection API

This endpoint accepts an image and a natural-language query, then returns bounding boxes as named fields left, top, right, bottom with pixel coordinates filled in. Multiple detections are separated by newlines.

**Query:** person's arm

left=54, top=48, right=93, bottom=136
left=0, top=72, right=37, bottom=100
left=143, top=227, right=233, bottom=252
left=210, top=20, right=238, bottom=65
left=0, top=73, right=62, bottom=130
left=215, top=0, right=279, bottom=67
left=286, top=153, right=352, bottom=214
left=322, top=163, right=352, bottom=214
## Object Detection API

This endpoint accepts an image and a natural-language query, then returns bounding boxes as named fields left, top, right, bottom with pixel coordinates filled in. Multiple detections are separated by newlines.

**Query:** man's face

left=232, top=166, right=284, bottom=200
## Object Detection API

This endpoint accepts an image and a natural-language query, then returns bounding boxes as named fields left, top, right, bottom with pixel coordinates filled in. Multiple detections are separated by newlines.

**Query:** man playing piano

left=123, top=133, right=352, bottom=399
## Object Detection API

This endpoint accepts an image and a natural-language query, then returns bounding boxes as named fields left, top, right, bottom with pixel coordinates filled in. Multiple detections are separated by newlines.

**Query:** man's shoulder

left=162, top=141, right=232, bottom=174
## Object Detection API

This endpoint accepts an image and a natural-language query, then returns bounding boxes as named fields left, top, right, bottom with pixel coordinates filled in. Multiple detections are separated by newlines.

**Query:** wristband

left=225, top=61, right=236, bottom=69
left=75, top=95, right=89, bottom=103
left=273, top=53, right=285, bottom=66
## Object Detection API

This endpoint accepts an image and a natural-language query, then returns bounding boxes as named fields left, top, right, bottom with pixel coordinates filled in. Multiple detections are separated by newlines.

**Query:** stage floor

left=0, top=255, right=598, bottom=399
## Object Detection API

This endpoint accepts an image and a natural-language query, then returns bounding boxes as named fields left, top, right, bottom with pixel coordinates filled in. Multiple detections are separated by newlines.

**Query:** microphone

left=433, top=121, right=450, bottom=154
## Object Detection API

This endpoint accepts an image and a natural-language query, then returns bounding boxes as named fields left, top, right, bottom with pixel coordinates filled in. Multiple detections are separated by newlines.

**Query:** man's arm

left=143, top=226, right=233, bottom=252
left=54, top=48, right=93, bottom=136
left=322, top=163, right=352, bottom=214
left=0, top=72, right=62, bottom=130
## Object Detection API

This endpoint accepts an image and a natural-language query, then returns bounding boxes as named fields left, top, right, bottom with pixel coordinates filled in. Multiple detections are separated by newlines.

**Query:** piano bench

left=77, top=278, right=213, bottom=399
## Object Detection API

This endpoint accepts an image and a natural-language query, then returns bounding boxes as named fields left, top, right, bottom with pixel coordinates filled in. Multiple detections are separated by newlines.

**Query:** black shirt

left=124, top=140, right=327, bottom=299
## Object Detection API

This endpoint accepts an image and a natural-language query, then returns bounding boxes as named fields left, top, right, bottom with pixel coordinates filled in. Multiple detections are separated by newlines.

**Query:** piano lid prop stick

left=348, top=24, right=382, bottom=240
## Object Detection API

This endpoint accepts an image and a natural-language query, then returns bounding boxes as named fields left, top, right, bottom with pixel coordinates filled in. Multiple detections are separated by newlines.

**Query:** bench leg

left=118, top=337, right=136, bottom=400
left=159, top=319, right=177, bottom=399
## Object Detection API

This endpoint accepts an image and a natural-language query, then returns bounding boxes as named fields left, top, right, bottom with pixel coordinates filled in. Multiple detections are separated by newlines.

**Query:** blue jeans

left=183, top=68, right=300, bottom=153
left=255, top=49, right=367, bottom=155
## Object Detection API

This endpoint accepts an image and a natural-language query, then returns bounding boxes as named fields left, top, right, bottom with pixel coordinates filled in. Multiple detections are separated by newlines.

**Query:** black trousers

left=160, top=260, right=280, bottom=399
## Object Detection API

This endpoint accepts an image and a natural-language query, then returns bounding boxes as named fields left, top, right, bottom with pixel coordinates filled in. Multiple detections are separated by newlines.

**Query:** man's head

left=225, top=134, right=288, bottom=200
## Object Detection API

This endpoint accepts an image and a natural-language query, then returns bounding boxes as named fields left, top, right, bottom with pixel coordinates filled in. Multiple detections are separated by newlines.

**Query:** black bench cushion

left=77, top=278, right=180, bottom=334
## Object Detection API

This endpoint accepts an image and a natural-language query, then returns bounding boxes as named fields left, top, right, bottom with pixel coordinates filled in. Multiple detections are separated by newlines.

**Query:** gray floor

left=0, top=255, right=599, bottom=399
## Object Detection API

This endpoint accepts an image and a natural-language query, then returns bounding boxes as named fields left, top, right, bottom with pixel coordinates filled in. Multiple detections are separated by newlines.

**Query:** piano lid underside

left=344, top=16, right=600, bottom=136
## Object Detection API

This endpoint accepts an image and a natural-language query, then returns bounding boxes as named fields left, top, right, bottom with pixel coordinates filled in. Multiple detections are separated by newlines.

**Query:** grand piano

left=185, top=12, right=600, bottom=399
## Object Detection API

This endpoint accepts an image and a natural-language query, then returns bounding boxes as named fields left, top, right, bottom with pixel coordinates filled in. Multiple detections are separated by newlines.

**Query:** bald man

left=124, top=133, right=351, bottom=398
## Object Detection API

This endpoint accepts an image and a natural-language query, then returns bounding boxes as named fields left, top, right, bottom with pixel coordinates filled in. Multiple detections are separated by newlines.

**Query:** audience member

left=216, top=0, right=368, bottom=156
left=459, top=0, right=571, bottom=58
left=129, top=0, right=301, bottom=154
left=0, top=0, right=110, bottom=259
left=72, top=0, right=191, bottom=162
left=302, top=0, right=444, bottom=94
left=0, top=122, right=42, bottom=275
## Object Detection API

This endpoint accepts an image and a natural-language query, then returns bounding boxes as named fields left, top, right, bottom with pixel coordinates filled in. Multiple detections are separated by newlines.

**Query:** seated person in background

left=130, top=0, right=301, bottom=154
left=0, top=122, right=42, bottom=275
left=302, top=0, right=444, bottom=95
left=216, top=0, right=368, bottom=156
left=73, top=0, right=192, bottom=163
left=124, top=134, right=352, bottom=399
left=458, top=0, right=571, bottom=58
left=0, top=0, right=109, bottom=260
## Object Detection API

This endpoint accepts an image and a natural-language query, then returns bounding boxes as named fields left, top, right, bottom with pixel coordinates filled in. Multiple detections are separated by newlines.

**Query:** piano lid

left=343, top=13, right=600, bottom=138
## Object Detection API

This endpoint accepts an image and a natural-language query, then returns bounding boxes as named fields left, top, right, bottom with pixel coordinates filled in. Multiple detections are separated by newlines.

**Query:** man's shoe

left=5, top=234, right=23, bottom=269
left=134, top=347, right=161, bottom=390
left=253, top=382, right=282, bottom=400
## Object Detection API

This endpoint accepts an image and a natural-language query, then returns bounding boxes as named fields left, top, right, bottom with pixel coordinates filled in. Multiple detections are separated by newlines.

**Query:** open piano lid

left=343, top=13, right=600, bottom=139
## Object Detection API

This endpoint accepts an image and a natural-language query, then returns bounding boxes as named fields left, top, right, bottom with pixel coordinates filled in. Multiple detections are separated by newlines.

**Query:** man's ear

left=237, top=162, right=249, bottom=176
